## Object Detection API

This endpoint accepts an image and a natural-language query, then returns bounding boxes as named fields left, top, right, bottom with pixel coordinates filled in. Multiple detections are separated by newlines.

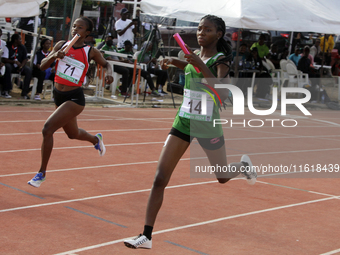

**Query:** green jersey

left=172, top=52, right=225, bottom=138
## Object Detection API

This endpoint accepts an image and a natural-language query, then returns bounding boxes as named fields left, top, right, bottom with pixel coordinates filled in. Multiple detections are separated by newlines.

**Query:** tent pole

left=288, top=31, right=293, bottom=56
left=234, top=28, right=241, bottom=81
left=69, top=0, right=83, bottom=39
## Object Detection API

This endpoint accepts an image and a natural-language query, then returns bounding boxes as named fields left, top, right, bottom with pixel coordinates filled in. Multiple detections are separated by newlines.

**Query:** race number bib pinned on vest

left=56, top=56, right=85, bottom=84
left=179, top=89, right=214, bottom=121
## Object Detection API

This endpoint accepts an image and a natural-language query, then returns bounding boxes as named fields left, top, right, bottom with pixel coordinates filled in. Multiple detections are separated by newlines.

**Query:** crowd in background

left=0, top=4, right=339, bottom=101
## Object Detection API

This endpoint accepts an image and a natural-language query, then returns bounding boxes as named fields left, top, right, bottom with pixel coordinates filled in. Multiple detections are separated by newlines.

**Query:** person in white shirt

left=0, top=28, right=11, bottom=98
left=114, top=8, right=137, bottom=49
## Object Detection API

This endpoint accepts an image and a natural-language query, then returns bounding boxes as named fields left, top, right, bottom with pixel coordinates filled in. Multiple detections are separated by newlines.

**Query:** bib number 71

left=64, top=64, right=76, bottom=76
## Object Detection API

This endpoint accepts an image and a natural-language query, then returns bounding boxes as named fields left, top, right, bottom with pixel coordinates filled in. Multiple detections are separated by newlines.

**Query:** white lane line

left=0, top=180, right=217, bottom=213
left=320, top=248, right=340, bottom=255
left=1, top=147, right=340, bottom=177
left=54, top=196, right=338, bottom=255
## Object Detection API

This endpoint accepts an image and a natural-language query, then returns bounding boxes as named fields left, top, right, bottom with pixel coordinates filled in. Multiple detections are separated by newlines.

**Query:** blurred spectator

left=311, top=39, right=322, bottom=64
left=331, top=55, right=340, bottom=76
left=320, top=34, right=334, bottom=65
left=299, top=46, right=314, bottom=66
left=115, top=8, right=137, bottom=49
left=118, top=40, right=134, bottom=55
left=297, top=46, right=320, bottom=100
left=119, top=40, right=160, bottom=96
left=97, top=34, right=113, bottom=50
left=0, top=28, right=11, bottom=98
left=3, top=34, right=32, bottom=99
left=246, top=47, right=272, bottom=98
left=32, top=38, right=55, bottom=100
left=138, top=41, right=168, bottom=94
left=278, top=47, right=289, bottom=61
left=232, top=43, right=249, bottom=62
left=288, top=46, right=302, bottom=66
left=250, top=34, right=269, bottom=58
left=101, top=37, right=132, bottom=96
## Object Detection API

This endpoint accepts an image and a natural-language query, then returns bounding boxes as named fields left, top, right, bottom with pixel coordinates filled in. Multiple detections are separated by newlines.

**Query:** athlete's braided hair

left=200, top=15, right=232, bottom=79
left=200, top=15, right=232, bottom=61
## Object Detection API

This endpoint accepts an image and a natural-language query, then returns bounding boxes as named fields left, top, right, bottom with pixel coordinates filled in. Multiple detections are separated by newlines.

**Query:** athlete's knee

left=42, top=123, right=55, bottom=137
left=153, top=172, right=170, bottom=189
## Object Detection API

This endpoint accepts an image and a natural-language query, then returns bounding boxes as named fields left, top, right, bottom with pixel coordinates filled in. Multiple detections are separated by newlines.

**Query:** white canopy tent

left=0, top=0, right=49, bottom=17
left=142, top=0, right=340, bottom=101
left=0, top=0, right=49, bottom=67
left=141, top=0, right=340, bottom=34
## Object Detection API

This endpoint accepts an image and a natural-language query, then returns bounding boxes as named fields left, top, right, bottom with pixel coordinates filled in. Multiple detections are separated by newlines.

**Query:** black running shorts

left=53, top=87, right=85, bottom=107
left=169, top=127, right=225, bottom=150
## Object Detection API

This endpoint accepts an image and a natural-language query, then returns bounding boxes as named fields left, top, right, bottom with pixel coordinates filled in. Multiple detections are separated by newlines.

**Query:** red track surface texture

left=0, top=105, right=339, bottom=255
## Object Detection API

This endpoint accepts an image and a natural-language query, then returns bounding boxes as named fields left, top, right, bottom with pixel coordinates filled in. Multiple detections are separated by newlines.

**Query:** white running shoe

left=241, top=155, right=257, bottom=185
left=94, top=133, right=106, bottom=156
left=28, top=172, right=46, bottom=188
left=124, top=234, right=152, bottom=249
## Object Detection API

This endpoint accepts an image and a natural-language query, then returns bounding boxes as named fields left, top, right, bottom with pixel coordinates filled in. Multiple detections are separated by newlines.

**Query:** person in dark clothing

left=246, top=47, right=272, bottom=98
left=297, top=46, right=320, bottom=101
left=268, top=44, right=280, bottom=69
left=3, top=34, right=32, bottom=99
left=32, top=38, right=55, bottom=100
left=119, top=40, right=160, bottom=96
left=19, top=17, right=35, bottom=53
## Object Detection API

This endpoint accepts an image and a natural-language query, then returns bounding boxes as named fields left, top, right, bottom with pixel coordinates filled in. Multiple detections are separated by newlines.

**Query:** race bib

left=56, top=56, right=85, bottom=84
left=179, top=89, right=214, bottom=121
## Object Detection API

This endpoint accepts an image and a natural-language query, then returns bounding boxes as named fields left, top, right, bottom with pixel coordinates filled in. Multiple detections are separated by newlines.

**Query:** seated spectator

left=246, top=47, right=272, bottom=98
left=311, top=39, right=322, bottom=64
left=119, top=40, right=160, bottom=96
left=2, top=34, right=32, bottom=99
left=102, top=39, right=159, bottom=96
left=138, top=41, right=168, bottom=94
left=288, top=46, right=302, bottom=66
left=232, top=43, right=249, bottom=63
left=102, top=37, right=131, bottom=96
left=0, top=28, right=11, bottom=98
left=96, top=33, right=113, bottom=50
left=246, top=47, right=265, bottom=72
left=32, top=38, right=55, bottom=100
left=299, top=45, right=314, bottom=66
left=278, top=47, right=289, bottom=61
left=118, top=40, right=134, bottom=56
left=250, top=34, right=269, bottom=58
left=267, top=44, right=280, bottom=69
left=297, top=46, right=320, bottom=100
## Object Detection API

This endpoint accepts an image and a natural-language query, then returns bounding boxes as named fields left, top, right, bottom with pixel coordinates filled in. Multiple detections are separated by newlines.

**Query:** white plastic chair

left=285, top=62, right=309, bottom=88
left=11, top=73, right=21, bottom=87
left=30, top=78, right=38, bottom=99
left=42, top=80, right=54, bottom=99
left=279, top=59, right=289, bottom=86
left=265, top=59, right=281, bottom=89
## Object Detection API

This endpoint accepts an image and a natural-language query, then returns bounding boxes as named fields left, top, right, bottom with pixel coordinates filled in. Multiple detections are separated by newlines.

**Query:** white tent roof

left=141, top=0, right=340, bottom=34
left=0, top=0, right=49, bottom=17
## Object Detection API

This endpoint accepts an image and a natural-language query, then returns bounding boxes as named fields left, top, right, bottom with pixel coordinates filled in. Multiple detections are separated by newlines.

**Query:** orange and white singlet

left=55, top=43, right=91, bottom=87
